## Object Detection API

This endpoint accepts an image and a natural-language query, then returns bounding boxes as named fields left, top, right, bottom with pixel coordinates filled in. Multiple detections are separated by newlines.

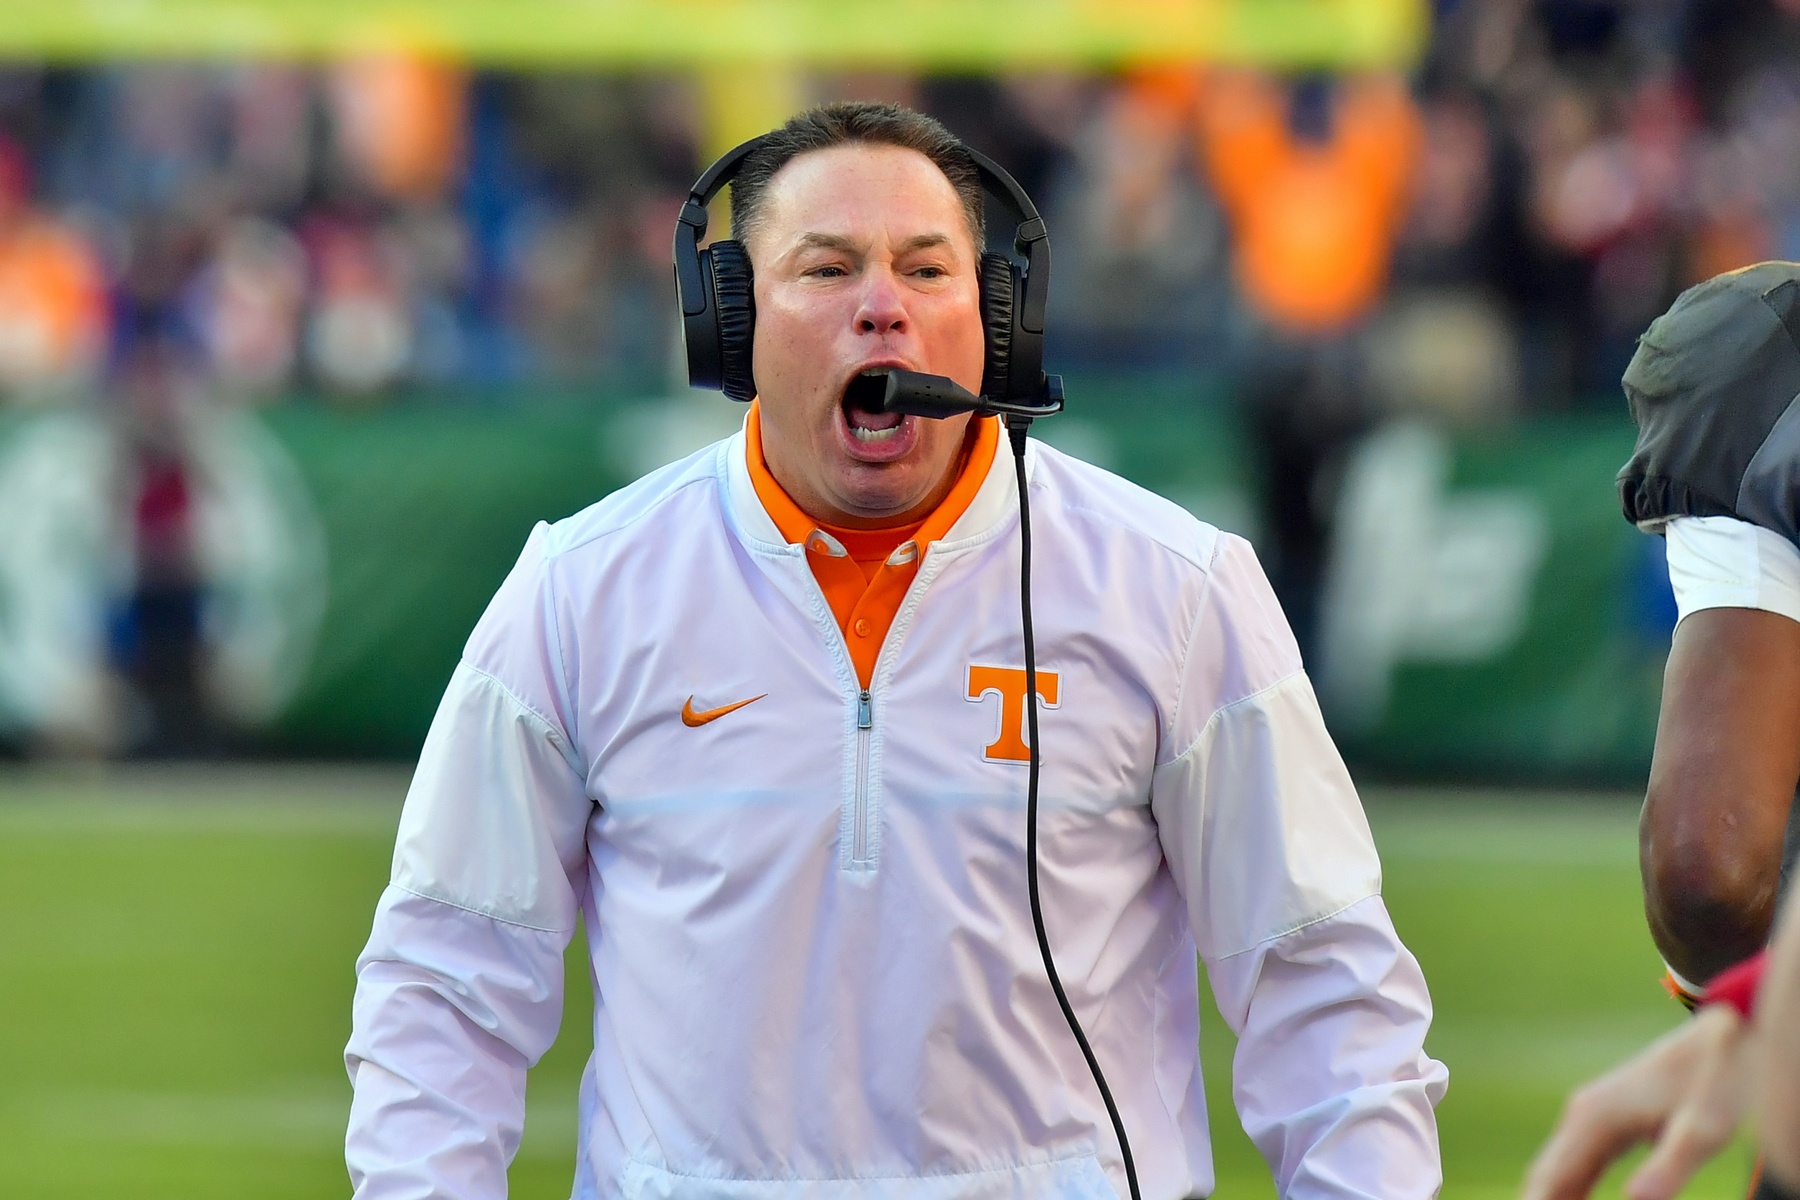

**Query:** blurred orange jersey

left=1197, top=71, right=1422, bottom=335
left=0, top=217, right=108, bottom=389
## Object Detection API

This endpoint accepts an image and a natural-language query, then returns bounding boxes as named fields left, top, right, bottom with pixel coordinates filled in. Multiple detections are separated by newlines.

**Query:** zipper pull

left=857, top=689, right=873, bottom=730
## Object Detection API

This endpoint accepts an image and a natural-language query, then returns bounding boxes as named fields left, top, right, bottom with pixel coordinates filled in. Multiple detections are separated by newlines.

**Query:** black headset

left=672, top=135, right=1055, bottom=411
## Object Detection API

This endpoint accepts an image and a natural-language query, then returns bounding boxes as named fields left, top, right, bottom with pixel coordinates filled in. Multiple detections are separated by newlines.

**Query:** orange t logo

left=965, top=665, right=1061, bottom=763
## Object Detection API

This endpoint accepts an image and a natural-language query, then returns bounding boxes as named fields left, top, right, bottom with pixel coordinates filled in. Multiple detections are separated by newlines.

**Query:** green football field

left=0, top=767, right=1757, bottom=1199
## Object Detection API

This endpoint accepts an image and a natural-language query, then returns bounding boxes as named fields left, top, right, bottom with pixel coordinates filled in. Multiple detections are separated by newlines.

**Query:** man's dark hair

left=728, top=101, right=985, bottom=251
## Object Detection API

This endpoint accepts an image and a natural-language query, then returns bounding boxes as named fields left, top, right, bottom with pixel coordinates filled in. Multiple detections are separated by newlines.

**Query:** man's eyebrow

left=895, top=233, right=954, bottom=253
left=793, top=232, right=864, bottom=255
left=789, top=232, right=957, bottom=255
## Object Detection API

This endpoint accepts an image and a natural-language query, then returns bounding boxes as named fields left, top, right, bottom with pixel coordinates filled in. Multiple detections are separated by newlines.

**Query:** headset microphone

left=872, top=367, right=1065, bottom=423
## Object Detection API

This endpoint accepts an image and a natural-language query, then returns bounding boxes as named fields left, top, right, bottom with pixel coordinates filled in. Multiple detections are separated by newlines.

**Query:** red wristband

left=1701, top=950, right=1768, bottom=1019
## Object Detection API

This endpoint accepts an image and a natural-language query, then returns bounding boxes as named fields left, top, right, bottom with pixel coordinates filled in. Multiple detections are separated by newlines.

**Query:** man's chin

left=825, top=460, right=944, bottom=525
left=796, top=411, right=971, bottom=524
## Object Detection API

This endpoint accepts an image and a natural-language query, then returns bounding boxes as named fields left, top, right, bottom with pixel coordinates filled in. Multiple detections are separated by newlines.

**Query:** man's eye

left=810, top=265, right=848, bottom=278
left=914, top=266, right=945, bottom=279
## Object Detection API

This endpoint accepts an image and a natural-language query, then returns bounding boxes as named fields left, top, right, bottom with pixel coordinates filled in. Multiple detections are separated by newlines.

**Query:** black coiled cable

left=1005, top=414, right=1142, bottom=1200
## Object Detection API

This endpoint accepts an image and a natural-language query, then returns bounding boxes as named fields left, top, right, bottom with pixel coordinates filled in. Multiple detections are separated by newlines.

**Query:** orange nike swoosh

left=681, top=693, right=768, bottom=727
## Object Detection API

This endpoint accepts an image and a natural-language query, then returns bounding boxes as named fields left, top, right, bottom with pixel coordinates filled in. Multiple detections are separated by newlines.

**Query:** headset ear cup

left=708, top=240, right=757, bottom=402
left=978, top=252, right=1017, bottom=401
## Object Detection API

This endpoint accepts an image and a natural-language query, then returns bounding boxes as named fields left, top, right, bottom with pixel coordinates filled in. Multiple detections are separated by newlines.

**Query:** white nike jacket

left=345, top=428, right=1447, bottom=1200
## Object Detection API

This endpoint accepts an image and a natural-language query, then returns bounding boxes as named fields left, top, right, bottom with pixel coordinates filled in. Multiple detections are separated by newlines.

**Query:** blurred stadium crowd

left=0, top=1, right=1796, bottom=408
left=3, top=0, right=1799, bottom=757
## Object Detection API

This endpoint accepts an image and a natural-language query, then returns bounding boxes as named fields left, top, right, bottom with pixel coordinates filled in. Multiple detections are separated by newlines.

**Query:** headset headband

left=677, top=136, right=1039, bottom=243
left=674, top=137, right=758, bottom=319
left=965, top=146, right=1049, bottom=338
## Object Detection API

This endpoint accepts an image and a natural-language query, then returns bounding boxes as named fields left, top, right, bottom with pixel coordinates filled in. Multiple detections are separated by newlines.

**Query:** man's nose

left=854, top=268, right=907, bottom=335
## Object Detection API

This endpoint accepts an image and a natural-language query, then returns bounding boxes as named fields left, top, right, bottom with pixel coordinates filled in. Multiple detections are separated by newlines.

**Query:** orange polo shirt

left=745, top=401, right=999, bottom=689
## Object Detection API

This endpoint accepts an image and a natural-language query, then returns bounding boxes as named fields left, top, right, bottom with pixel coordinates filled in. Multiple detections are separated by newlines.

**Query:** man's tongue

left=846, top=403, right=903, bottom=433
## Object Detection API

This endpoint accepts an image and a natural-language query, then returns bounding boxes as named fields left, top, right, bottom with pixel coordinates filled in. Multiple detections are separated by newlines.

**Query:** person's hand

left=1521, top=1003, right=1758, bottom=1200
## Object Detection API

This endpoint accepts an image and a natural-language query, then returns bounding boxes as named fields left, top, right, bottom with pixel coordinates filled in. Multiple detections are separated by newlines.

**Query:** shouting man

left=345, top=101, right=1444, bottom=1200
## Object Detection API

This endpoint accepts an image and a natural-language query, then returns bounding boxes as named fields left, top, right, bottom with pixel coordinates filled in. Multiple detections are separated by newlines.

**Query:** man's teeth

left=846, top=370, right=904, bottom=442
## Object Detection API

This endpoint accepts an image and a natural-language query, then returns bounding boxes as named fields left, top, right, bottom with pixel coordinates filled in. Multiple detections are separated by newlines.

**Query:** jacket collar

left=721, top=412, right=1030, bottom=557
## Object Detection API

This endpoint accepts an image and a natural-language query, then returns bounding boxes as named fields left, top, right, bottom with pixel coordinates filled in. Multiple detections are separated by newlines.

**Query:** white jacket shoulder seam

left=1058, top=499, right=1217, bottom=573
left=1165, top=664, right=1308, bottom=768
left=1163, top=534, right=1225, bottom=756
left=541, top=462, right=720, bottom=561
left=386, top=879, right=568, bottom=935
left=459, top=660, right=583, bottom=773
left=538, top=547, right=579, bottom=758
left=1208, top=890, right=1384, bottom=962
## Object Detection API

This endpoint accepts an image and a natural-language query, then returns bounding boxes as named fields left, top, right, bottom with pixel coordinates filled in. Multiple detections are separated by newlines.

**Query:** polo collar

left=721, top=405, right=1027, bottom=556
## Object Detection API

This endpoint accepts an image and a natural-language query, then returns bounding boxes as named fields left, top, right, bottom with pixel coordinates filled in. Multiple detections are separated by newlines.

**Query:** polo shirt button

left=853, top=618, right=873, bottom=638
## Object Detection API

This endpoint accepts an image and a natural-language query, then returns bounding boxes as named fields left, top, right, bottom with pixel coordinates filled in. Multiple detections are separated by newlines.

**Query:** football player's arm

left=1151, top=535, right=1447, bottom=1199
left=345, top=525, right=594, bottom=1200
left=1640, top=517, right=1800, bottom=988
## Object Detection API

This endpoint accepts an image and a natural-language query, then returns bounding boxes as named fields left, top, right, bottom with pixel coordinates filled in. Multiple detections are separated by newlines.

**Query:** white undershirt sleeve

left=1664, top=515, right=1800, bottom=627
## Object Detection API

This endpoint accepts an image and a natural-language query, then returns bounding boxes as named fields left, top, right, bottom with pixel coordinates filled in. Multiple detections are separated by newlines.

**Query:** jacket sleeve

left=345, top=523, right=595, bottom=1199
left=1149, top=534, right=1446, bottom=1199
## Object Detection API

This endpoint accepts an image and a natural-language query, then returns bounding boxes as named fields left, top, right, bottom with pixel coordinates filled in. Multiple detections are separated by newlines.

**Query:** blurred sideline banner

left=1315, top=417, right=1668, bottom=783
left=0, top=389, right=1667, bottom=780
left=0, top=0, right=1425, bottom=68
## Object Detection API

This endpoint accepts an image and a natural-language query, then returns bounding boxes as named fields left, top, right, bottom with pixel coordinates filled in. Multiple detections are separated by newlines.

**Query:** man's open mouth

left=842, top=368, right=905, bottom=443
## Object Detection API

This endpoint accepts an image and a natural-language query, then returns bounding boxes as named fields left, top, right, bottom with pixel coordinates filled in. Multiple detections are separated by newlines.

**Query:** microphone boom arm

left=879, top=368, right=1064, bottom=421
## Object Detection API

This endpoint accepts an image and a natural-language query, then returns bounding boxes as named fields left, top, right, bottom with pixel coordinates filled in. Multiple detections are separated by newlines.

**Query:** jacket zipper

left=853, top=688, right=873, bottom=864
